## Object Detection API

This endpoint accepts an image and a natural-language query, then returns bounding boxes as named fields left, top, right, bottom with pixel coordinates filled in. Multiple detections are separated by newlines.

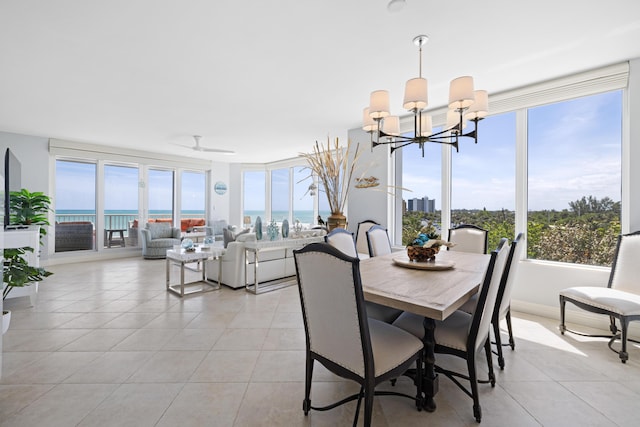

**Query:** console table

left=244, top=235, right=324, bottom=294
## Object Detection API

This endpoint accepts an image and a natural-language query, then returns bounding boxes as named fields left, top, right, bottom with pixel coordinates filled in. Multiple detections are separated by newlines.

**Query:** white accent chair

left=459, top=233, right=524, bottom=369
left=366, top=225, right=392, bottom=258
left=560, top=231, right=640, bottom=363
left=324, top=228, right=357, bottom=257
left=293, top=242, right=424, bottom=426
left=355, top=219, right=378, bottom=259
left=325, top=227, right=402, bottom=323
left=448, top=224, right=488, bottom=254
left=393, top=239, right=510, bottom=422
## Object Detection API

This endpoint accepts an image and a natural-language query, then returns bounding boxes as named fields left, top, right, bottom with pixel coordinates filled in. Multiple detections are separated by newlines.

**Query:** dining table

left=358, top=249, right=490, bottom=412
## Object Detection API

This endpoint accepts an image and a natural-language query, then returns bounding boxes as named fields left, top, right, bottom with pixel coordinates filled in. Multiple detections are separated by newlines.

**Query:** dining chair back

left=355, top=219, right=379, bottom=257
left=366, top=225, right=392, bottom=257
left=560, top=230, right=640, bottom=362
left=324, top=227, right=357, bottom=258
left=293, top=242, right=424, bottom=426
left=448, top=224, right=488, bottom=254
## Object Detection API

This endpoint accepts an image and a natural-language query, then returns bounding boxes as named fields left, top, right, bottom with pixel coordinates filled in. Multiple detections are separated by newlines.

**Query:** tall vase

left=327, top=212, right=347, bottom=231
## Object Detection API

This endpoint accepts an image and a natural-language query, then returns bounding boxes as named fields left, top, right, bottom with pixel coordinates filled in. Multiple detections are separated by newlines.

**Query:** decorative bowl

left=407, top=245, right=439, bottom=262
left=181, top=239, right=194, bottom=249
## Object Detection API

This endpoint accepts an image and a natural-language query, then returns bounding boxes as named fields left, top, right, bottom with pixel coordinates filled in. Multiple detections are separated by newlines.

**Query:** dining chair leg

left=620, top=319, right=629, bottom=363
left=303, top=355, right=314, bottom=415
left=505, top=309, right=515, bottom=350
left=467, top=356, right=482, bottom=423
left=363, top=381, right=375, bottom=427
left=492, top=320, right=506, bottom=370
left=484, top=338, right=496, bottom=387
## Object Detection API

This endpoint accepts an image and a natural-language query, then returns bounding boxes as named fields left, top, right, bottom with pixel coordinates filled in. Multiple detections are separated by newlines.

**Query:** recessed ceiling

left=1, top=0, right=639, bottom=163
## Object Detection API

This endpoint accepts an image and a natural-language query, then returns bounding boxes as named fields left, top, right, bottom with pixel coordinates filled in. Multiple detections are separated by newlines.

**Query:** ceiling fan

left=173, top=135, right=235, bottom=154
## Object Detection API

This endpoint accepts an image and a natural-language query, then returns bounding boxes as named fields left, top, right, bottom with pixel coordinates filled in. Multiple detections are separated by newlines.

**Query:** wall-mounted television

left=4, top=148, right=22, bottom=228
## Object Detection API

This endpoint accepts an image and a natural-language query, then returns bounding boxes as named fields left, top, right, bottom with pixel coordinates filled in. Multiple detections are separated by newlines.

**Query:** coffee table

left=166, top=246, right=225, bottom=297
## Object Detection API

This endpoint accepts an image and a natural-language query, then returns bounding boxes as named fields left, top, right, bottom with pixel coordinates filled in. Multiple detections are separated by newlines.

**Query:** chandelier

left=362, top=35, right=488, bottom=156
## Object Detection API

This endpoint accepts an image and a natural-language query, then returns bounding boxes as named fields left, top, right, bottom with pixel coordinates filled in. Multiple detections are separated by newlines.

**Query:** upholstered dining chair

left=293, top=243, right=424, bottom=426
left=393, top=238, right=510, bottom=422
left=448, top=224, right=489, bottom=254
left=560, top=231, right=640, bottom=363
left=355, top=219, right=379, bottom=259
left=366, top=225, right=392, bottom=258
left=326, top=227, right=402, bottom=323
left=324, top=227, right=357, bottom=257
left=459, top=233, right=524, bottom=369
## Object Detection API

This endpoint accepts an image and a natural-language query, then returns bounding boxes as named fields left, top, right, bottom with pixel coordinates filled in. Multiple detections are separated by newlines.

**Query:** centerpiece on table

left=406, top=226, right=455, bottom=262
left=300, top=137, right=362, bottom=231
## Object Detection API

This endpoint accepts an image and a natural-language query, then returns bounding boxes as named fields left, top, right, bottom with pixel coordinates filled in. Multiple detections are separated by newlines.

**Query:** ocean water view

left=243, top=210, right=329, bottom=226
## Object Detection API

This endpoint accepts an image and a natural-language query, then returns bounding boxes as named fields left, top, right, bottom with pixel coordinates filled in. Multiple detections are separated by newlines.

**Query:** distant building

left=407, top=196, right=435, bottom=213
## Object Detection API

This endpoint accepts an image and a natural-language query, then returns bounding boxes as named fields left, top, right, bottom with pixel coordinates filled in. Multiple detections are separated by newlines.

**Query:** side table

left=166, top=247, right=225, bottom=297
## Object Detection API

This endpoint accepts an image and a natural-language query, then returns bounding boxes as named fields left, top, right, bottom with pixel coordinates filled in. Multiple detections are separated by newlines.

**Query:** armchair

left=560, top=231, right=640, bottom=363
left=139, top=222, right=181, bottom=259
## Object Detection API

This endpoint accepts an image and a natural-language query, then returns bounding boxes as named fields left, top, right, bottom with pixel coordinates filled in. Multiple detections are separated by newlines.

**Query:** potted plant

left=2, top=247, right=53, bottom=333
left=300, top=137, right=362, bottom=231
left=9, top=188, right=52, bottom=243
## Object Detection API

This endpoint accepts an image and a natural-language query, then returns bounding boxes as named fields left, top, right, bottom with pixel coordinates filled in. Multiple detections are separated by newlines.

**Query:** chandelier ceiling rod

left=362, top=34, right=488, bottom=157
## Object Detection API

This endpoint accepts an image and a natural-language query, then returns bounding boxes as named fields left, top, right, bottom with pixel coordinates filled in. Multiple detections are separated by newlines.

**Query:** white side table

left=166, top=246, right=225, bottom=297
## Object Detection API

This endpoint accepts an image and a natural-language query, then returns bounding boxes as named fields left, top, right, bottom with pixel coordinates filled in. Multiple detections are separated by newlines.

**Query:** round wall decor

left=214, top=181, right=227, bottom=195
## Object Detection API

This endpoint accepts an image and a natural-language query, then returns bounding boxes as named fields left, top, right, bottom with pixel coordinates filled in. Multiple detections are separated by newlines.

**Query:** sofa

left=139, top=222, right=181, bottom=259
left=204, top=233, right=291, bottom=289
left=205, top=230, right=326, bottom=289
left=55, top=221, right=94, bottom=252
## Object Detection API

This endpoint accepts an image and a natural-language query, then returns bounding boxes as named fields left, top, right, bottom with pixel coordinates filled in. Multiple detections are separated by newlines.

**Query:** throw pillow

left=223, top=228, right=235, bottom=248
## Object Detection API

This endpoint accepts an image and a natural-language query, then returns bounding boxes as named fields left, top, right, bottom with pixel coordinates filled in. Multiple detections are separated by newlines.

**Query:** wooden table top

left=359, top=250, right=490, bottom=321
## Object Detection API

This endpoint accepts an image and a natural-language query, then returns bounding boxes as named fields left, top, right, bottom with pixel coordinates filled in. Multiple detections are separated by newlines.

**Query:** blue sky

left=402, top=90, right=622, bottom=211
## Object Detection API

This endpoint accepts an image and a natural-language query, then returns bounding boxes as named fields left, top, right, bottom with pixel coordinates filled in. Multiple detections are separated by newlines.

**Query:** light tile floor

left=2, top=257, right=640, bottom=426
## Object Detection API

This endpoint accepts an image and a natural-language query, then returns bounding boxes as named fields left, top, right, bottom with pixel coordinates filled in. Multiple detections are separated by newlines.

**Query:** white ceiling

left=1, top=1, right=639, bottom=163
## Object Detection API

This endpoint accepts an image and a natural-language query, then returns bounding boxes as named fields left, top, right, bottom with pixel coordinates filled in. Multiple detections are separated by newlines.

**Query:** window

left=451, top=112, right=516, bottom=251
left=401, top=134, right=442, bottom=245
left=104, top=164, right=139, bottom=248
left=293, top=166, right=314, bottom=227
left=527, top=91, right=622, bottom=266
left=55, top=160, right=96, bottom=252
left=243, top=170, right=265, bottom=225
left=181, top=170, right=206, bottom=226
left=271, top=168, right=289, bottom=223
left=148, top=169, right=174, bottom=223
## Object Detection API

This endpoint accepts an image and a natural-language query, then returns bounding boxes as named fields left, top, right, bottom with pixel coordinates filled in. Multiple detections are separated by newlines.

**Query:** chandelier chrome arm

left=368, top=109, right=482, bottom=157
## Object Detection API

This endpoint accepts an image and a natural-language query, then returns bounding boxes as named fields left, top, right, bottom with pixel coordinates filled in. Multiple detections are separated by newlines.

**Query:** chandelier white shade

left=363, top=35, right=488, bottom=156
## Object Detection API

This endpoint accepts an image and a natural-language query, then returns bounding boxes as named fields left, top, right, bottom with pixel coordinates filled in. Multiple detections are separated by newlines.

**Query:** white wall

left=346, top=128, right=391, bottom=236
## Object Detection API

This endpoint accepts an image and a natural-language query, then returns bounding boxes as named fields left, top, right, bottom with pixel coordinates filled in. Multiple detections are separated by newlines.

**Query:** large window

left=401, top=133, right=442, bottom=245
left=451, top=112, right=516, bottom=251
left=293, top=166, right=314, bottom=226
left=55, top=160, right=96, bottom=252
left=148, top=169, right=174, bottom=223
left=243, top=170, right=266, bottom=225
left=181, top=170, right=206, bottom=224
left=104, top=164, right=139, bottom=248
left=271, top=168, right=290, bottom=223
left=527, top=91, right=622, bottom=266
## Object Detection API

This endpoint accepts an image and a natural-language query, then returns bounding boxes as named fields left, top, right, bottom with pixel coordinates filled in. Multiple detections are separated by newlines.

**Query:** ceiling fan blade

left=200, top=147, right=235, bottom=154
